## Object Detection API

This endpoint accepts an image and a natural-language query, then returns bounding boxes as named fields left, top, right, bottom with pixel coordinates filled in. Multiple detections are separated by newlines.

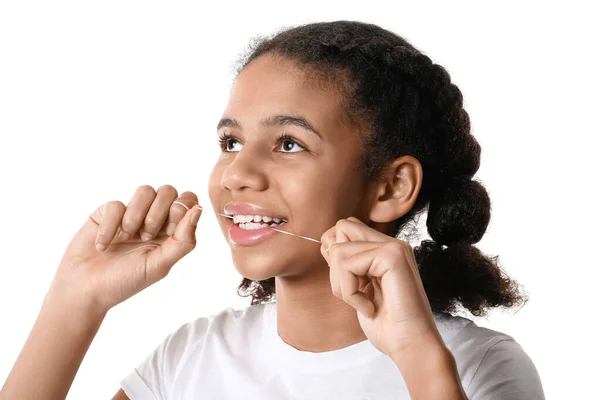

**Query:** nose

left=220, top=145, right=268, bottom=193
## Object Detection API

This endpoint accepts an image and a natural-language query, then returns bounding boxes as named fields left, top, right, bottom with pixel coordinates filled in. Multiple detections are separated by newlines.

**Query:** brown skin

left=208, top=53, right=424, bottom=352
left=1, top=186, right=203, bottom=400
left=0, top=53, right=428, bottom=400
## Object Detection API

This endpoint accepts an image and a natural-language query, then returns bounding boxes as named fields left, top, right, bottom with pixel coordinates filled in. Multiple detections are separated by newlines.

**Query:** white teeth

left=232, top=214, right=287, bottom=225
left=238, top=222, right=273, bottom=230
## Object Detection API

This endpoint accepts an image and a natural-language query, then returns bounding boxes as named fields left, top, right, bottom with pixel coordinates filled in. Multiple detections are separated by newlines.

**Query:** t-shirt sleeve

left=119, top=317, right=211, bottom=400
left=465, top=339, right=545, bottom=399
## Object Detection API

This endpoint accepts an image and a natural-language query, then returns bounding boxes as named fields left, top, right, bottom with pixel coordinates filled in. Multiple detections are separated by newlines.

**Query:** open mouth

left=230, top=214, right=288, bottom=231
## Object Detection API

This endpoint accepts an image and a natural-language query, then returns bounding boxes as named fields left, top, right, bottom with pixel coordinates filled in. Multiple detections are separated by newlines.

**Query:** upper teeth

left=232, top=214, right=287, bottom=224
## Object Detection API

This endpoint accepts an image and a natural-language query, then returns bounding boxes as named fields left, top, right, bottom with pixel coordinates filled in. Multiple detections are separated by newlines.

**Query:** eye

left=217, top=133, right=307, bottom=153
left=278, top=134, right=306, bottom=153
left=218, top=134, right=243, bottom=152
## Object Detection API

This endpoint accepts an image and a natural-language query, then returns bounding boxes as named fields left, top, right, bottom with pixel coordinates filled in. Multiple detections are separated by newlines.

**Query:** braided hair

left=234, top=21, right=527, bottom=317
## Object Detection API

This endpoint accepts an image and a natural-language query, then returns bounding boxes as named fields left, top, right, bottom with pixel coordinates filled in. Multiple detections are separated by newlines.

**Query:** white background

left=1, top=1, right=598, bottom=399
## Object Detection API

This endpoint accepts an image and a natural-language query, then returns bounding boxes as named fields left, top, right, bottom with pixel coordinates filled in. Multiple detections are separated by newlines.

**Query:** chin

left=228, top=248, right=281, bottom=278
left=229, top=245, right=325, bottom=282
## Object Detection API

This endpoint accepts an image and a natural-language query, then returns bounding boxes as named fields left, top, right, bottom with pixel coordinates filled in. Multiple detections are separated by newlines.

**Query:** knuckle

left=180, top=191, right=198, bottom=200
left=156, top=267, right=170, bottom=280
left=137, top=185, right=156, bottom=195
left=96, top=229, right=108, bottom=239
left=179, top=238, right=197, bottom=253
left=121, top=215, right=139, bottom=231
left=397, top=239, right=411, bottom=250
left=335, top=219, right=347, bottom=228
left=320, top=231, right=332, bottom=244
left=144, top=216, right=159, bottom=228
left=158, top=184, right=178, bottom=197
left=385, top=240, right=406, bottom=255
left=187, top=240, right=198, bottom=251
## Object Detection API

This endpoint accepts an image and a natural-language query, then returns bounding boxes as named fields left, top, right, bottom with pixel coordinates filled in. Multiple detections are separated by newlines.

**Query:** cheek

left=293, top=167, right=364, bottom=224
left=281, top=171, right=345, bottom=232
left=281, top=172, right=326, bottom=215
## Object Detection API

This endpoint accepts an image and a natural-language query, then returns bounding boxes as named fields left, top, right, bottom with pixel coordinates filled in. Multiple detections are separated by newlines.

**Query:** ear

left=366, top=155, right=423, bottom=224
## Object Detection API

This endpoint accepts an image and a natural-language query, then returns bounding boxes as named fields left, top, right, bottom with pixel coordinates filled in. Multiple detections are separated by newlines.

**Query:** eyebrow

left=216, top=114, right=322, bottom=139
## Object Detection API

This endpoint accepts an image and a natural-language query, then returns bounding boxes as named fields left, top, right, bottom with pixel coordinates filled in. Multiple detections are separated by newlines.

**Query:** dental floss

left=172, top=202, right=321, bottom=244
left=216, top=211, right=321, bottom=244
left=216, top=212, right=321, bottom=244
left=264, top=226, right=322, bottom=243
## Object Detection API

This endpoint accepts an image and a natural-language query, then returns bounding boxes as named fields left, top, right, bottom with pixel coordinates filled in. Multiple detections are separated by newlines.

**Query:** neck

left=273, top=266, right=368, bottom=352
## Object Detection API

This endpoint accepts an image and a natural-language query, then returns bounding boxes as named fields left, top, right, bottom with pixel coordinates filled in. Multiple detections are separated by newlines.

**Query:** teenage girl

left=0, top=21, right=545, bottom=399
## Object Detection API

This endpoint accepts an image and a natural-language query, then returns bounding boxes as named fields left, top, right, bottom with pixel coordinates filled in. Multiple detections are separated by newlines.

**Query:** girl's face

left=208, top=54, right=373, bottom=280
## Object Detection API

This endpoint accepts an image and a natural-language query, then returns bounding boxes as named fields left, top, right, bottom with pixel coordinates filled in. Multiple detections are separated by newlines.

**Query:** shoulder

left=435, top=312, right=516, bottom=364
left=467, top=339, right=544, bottom=397
left=433, top=312, right=545, bottom=399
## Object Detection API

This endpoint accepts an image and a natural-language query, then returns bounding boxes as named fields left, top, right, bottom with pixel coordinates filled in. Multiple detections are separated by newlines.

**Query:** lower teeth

left=237, top=222, right=284, bottom=231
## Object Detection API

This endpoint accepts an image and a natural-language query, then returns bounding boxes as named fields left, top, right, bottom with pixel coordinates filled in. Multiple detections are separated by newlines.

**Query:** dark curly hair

left=233, top=21, right=528, bottom=317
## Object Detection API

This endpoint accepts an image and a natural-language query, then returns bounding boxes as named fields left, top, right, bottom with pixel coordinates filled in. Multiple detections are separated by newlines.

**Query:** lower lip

left=228, top=222, right=283, bottom=246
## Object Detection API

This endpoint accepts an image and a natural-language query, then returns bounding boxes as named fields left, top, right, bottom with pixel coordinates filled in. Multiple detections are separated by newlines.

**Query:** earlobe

left=366, top=156, right=422, bottom=224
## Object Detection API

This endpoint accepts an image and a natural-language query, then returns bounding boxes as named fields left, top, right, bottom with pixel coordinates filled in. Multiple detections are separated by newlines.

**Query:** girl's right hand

left=49, top=185, right=203, bottom=314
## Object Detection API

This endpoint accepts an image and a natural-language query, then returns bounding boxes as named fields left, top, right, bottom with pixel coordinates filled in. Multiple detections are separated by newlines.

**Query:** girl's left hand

left=320, top=216, right=442, bottom=359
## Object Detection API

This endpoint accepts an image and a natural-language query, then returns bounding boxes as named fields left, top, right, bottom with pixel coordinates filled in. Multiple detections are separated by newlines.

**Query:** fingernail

left=166, top=223, right=176, bottom=236
left=141, top=232, right=152, bottom=241
left=96, top=243, right=106, bottom=251
left=119, top=231, right=129, bottom=241
left=191, top=209, right=201, bottom=225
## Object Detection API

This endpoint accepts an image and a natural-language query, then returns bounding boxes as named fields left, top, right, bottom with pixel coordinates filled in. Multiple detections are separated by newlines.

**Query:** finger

left=327, top=240, right=378, bottom=297
left=144, top=204, right=202, bottom=283
left=346, top=216, right=363, bottom=223
left=140, top=185, right=179, bottom=241
left=165, top=191, right=199, bottom=236
left=319, top=230, right=336, bottom=263
left=336, top=240, right=427, bottom=309
left=330, top=240, right=395, bottom=279
left=340, top=269, right=375, bottom=319
left=120, top=185, right=157, bottom=241
left=334, top=217, right=391, bottom=243
left=319, top=219, right=355, bottom=295
left=327, top=239, right=377, bottom=318
left=94, top=201, right=126, bottom=251
left=326, top=221, right=353, bottom=295
left=332, top=243, right=386, bottom=319
left=336, top=219, right=352, bottom=243
left=319, top=225, right=336, bottom=251
left=329, top=241, right=382, bottom=262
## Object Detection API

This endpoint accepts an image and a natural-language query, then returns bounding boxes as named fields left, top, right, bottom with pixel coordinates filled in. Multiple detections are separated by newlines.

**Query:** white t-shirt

left=120, top=301, right=545, bottom=399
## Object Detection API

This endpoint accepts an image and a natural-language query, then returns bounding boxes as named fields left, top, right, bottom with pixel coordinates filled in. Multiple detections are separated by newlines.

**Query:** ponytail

left=415, top=176, right=527, bottom=316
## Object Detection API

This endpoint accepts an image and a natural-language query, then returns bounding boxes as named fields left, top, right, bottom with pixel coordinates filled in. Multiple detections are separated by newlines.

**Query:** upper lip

left=223, top=202, right=287, bottom=219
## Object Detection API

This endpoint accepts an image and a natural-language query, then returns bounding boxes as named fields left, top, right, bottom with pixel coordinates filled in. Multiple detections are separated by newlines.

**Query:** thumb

left=144, top=205, right=202, bottom=283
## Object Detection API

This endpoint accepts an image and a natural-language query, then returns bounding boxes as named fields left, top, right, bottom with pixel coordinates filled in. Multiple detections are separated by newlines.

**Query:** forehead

left=225, top=54, right=346, bottom=130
